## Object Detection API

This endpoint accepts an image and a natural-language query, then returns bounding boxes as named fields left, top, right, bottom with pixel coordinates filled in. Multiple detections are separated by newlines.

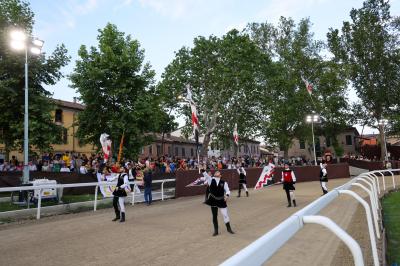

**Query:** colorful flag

left=186, top=177, right=206, bottom=187
left=233, top=123, right=239, bottom=146
left=186, top=85, right=200, bottom=133
left=100, top=133, right=112, bottom=163
left=117, top=132, right=125, bottom=162
left=301, top=76, right=313, bottom=95
left=254, top=162, right=276, bottom=190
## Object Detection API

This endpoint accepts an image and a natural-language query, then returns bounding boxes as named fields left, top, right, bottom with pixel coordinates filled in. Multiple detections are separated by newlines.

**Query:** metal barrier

left=221, top=169, right=400, bottom=266
left=0, top=178, right=176, bottom=219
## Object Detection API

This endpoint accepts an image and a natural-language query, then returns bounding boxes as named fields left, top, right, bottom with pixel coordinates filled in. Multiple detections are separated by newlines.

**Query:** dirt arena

left=0, top=177, right=392, bottom=266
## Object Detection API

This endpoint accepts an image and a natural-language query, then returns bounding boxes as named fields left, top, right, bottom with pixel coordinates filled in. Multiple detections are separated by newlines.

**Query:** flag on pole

left=117, top=131, right=125, bottom=162
left=301, top=76, right=313, bottom=95
left=186, top=84, right=200, bottom=161
left=254, top=162, right=276, bottom=190
left=233, top=123, right=239, bottom=146
left=100, top=133, right=112, bottom=163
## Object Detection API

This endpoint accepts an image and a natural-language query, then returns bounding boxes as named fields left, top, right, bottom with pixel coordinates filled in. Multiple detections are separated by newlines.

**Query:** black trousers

left=211, top=206, right=218, bottom=230
left=285, top=189, right=291, bottom=204
left=113, top=196, right=119, bottom=216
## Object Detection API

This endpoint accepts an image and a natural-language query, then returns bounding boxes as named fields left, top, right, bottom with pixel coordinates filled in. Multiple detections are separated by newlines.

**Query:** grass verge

left=382, top=190, right=400, bottom=265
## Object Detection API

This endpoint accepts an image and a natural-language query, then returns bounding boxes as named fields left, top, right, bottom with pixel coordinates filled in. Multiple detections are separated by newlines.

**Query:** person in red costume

left=281, top=162, right=297, bottom=207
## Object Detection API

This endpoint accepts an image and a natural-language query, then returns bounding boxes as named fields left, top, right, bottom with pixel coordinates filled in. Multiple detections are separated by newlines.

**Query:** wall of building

left=140, top=142, right=200, bottom=159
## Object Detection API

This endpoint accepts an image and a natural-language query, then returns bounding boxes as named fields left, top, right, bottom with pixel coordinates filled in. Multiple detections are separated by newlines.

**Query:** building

left=0, top=98, right=96, bottom=161
left=139, top=133, right=201, bottom=159
left=287, top=127, right=360, bottom=160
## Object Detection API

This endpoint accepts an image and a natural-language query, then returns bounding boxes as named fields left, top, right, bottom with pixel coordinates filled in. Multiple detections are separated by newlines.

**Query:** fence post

left=339, top=190, right=379, bottom=266
left=378, top=172, right=386, bottom=191
left=358, top=176, right=379, bottom=213
left=94, top=185, right=98, bottom=211
left=351, top=183, right=380, bottom=239
left=161, top=181, right=165, bottom=201
left=369, top=173, right=380, bottom=194
left=303, top=215, right=364, bottom=266
left=36, top=188, right=42, bottom=220
left=387, top=170, right=395, bottom=188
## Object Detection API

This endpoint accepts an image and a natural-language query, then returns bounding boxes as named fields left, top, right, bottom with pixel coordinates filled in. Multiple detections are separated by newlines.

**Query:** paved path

left=0, top=178, right=384, bottom=266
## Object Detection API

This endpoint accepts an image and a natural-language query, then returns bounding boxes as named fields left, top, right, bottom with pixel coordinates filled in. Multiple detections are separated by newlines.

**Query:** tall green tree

left=248, top=17, right=350, bottom=159
left=0, top=0, right=70, bottom=160
left=327, top=0, right=400, bottom=160
left=159, top=30, right=270, bottom=156
left=70, top=23, right=173, bottom=159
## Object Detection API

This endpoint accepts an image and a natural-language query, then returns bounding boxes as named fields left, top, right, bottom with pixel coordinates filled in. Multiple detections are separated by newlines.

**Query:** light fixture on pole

left=306, top=113, right=320, bottom=166
left=378, top=118, right=389, bottom=161
left=10, top=29, right=44, bottom=184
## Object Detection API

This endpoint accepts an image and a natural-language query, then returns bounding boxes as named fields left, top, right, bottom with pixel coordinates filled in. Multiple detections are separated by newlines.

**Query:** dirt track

left=0, top=177, right=390, bottom=266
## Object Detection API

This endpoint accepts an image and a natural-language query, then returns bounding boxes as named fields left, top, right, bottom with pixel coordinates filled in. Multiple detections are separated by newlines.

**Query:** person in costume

left=281, top=163, right=297, bottom=207
left=320, top=161, right=328, bottom=195
left=237, top=164, right=249, bottom=197
left=201, top=169, right=235, bottom=236
left=109, top=165, right=130, bottom=222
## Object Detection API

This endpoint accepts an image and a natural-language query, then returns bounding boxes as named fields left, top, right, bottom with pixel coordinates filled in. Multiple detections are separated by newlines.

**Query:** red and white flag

left=186, top=85, right=200, bottom=134
left=100, top=133, right=112, bottom=163
left=254, top=162, right=276, bottom=190
left=301, top=76, right=313, bottom=95
left=233, top=123, right=239, bottom=146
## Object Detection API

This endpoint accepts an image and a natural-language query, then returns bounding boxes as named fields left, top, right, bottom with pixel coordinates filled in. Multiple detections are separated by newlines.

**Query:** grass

left=382, top=190, right=400, bottom=266
left=0, top=194, right=105, bottom=212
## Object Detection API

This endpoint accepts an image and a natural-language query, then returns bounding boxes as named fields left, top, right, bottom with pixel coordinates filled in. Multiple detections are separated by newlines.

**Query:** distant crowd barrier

left=175, top=163, right=350, bottom=198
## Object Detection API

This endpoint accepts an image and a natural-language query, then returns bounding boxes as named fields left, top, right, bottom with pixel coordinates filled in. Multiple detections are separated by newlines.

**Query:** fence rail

left=221, top=169, right=400, bottom=266
left=0, top=179, right=176, bottom=219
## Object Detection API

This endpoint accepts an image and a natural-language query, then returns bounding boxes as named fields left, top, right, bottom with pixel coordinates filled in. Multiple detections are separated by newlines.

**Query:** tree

left=70, top=23, right=173, bottom=159
left=0, top=0, right=70, bottom=160
left=327, top=0, right=400, bottom=160
left=248, top=17, right=350, bottom=159
left=159, top=30, right=270, bottom=157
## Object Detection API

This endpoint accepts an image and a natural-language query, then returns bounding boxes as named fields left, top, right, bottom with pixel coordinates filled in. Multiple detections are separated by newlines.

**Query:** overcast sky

left=29, top=0, right=400, bottom=134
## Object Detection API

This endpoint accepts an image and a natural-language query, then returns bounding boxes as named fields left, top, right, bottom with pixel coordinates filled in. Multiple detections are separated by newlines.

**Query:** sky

left=29, top=0, right=400, bottom=134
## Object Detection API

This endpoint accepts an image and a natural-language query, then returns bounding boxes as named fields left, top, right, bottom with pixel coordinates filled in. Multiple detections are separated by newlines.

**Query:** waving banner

left=254, top=163, right=276, bottom=190
left=100, top=133, right=112, bottom=163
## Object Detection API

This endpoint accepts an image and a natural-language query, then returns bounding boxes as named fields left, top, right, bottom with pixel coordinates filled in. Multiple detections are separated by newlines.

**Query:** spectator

left=80, top=162, right=88, bottom=174
left=28, top=161, right=37, bottom=171
left=16, top=162, right=23, bottom=171
left=42, top=161, right=50, bottom=172
left=143, top=167, right=153, bottom=206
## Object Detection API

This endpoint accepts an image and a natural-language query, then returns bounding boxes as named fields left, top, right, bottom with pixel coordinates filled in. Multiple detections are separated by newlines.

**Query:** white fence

left=221, top=169, right=399, bottom=266
left=0, top=179, right=175, bottom=220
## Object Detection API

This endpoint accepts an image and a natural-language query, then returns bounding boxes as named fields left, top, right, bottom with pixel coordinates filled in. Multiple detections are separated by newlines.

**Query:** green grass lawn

left=0, top=194, right=105, bottom=212
left=382, top=190, right=400, bottom=266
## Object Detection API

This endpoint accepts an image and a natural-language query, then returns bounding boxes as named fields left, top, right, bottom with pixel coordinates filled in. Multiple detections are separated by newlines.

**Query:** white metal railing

left=221, top=169, right=400, bottom=266
left=0, top=178, right=175, bottom=219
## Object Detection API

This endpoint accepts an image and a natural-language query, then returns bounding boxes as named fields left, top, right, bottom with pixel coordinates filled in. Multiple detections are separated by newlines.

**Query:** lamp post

left=306, top=113, right=320, bottom=166
left=10, top=30, right=44, bottom=184
left=378, top=119, right=389, bottom=161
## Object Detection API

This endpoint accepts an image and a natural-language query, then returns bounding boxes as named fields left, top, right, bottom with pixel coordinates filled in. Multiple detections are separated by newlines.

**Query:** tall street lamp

left=10, top=30, right=44, bottom=184
left=306, top=113, right=320, bottom=166
left=378, top=119, right=389, bottom=161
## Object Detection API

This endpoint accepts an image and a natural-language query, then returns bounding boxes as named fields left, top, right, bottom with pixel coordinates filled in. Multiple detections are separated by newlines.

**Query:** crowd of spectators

left=0, top=152, right=320, bottom=175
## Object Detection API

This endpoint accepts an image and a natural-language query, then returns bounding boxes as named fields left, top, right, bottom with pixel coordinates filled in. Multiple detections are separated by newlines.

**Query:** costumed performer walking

left=281, top=162, right=297, bottom=207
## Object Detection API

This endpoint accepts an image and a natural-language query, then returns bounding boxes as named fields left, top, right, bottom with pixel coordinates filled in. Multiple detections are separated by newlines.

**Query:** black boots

left=226, top=222, right=235, bottom=234
left=213, top=224, right=218, bottom=236
left=293, top=200, right=297, bottom=207
left=246, top=191, right=249, bottom=197
left=112, top=210, right=120, bottom=221
left=120, top=212, right=125, bottom=223
left=237, top=188, right=241, bottom=197
left=287, top=202, right=292, bottom=207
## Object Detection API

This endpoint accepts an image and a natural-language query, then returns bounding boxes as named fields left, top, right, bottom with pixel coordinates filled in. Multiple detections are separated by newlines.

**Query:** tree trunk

left=201, top=132, right=212, bottom=158
left=233, top=142, right=238, bottom=157
left=378, top=125, right=386, bottom=161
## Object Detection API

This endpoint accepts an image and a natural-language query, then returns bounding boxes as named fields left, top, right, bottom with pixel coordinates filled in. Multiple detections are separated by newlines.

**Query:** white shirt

left=79, top=166, right=88, bottom=174
left=237, top=167, right=246, bottom=176
left=201, top=172, right=230, bottom=196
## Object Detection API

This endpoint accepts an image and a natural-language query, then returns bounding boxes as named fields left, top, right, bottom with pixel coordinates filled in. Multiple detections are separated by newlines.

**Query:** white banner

left=254, top=163, right=276, bottom=190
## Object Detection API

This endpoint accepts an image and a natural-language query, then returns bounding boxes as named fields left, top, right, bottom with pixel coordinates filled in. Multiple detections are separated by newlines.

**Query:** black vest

left=209, top=179, right=225, bottom=198
left=117, top=173, right=127, bottom=187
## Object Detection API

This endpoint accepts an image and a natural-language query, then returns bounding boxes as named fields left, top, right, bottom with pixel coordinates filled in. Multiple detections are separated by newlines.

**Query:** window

left=191, top=148, right=194, bottom=157
left=149, top=145, right=152, bottom=155
left=346, top=135, right=352, bottom=145
left=62, top=128, right=68, bottom=144
left=175, top=147, right=179, bottom=156
left=182, top=148, right=185, bottom=157
left=326, top=137, right=331, bottom=147
left=299, top=140, right=305, bottom=149
left=157, top=145, right=161, bottom=156
left=55, top=109, right=63, bottom=123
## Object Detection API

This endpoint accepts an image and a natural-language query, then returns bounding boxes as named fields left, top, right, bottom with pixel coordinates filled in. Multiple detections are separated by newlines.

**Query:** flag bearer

left=237, top=164, right=249, bottom=197
left=281, top=163, right=297, bottom=207
left=320, top=161, right=328, bottom=195
left=110, top=165, right=130, bottom=222
left=201, top=169, right=235, bottom=236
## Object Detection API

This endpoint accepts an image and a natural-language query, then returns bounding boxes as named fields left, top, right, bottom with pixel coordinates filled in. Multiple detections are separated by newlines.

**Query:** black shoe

left=112, top=217, right=120, bottom=222
left=293, top=200, right=297, bottom=207
left=287, top=203, right=292, bottom=207
left=246, top=191, right=249, bottom=197
left=213, top=231, right=218, bottom=236
left=120, top=212, right=125, bottom=223
left=226, top=222, right=235, bottom=234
